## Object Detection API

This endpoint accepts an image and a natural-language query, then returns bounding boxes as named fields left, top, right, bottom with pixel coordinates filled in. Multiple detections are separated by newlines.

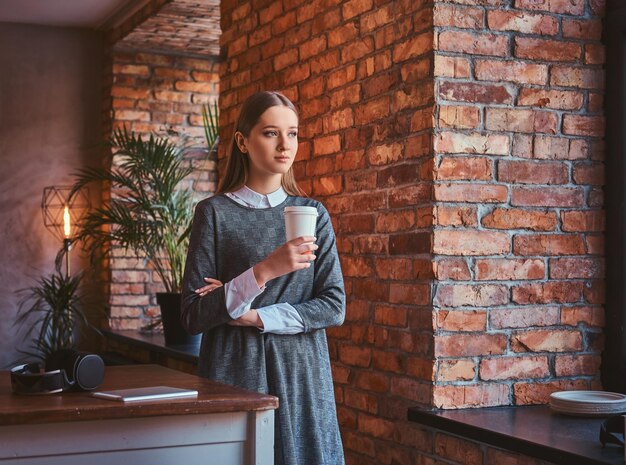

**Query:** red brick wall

left=218, top=0, right=606, bottom=463
left=107, top=50, right=219, bottom=329
left=220, top=0, right=436, bottom=463
left=431, top=0, right=606, bottom=408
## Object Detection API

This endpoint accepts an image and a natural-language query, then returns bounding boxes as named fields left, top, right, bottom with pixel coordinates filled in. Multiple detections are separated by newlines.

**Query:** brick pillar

left=431, top=0, right=605, bottom=408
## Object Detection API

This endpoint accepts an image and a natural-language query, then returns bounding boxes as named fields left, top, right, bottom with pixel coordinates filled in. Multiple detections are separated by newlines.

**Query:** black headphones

left=10, top=349, right=105, bottom=395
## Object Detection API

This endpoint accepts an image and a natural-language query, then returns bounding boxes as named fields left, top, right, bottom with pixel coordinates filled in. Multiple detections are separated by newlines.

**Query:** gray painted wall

left=0, top=23, right=103, bottom=368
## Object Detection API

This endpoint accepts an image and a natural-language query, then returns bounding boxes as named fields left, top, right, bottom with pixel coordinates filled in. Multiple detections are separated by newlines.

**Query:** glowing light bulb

left=63, top=205, right=71, bottom=238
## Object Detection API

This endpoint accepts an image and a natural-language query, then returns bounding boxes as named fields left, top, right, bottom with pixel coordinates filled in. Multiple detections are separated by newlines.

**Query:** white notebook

left=91, top=385, right=199, bottom=402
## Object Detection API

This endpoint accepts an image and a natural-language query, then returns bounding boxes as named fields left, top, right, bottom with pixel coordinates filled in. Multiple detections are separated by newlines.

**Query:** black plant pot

left=156, top=293, right=201, bottom=346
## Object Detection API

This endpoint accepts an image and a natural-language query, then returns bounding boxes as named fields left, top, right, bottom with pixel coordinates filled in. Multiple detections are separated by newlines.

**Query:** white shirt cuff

left=257, top=303, right=305, bottom=335
left=224, top=267, right=264, bottom=319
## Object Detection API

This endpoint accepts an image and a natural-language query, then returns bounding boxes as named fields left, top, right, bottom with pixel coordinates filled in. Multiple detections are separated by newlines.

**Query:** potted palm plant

left=71, top=127, right=196, bottom=345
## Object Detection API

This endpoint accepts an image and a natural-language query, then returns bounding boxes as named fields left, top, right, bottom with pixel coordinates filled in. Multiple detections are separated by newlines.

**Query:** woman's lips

left=275, top=156, right=290, bottom=162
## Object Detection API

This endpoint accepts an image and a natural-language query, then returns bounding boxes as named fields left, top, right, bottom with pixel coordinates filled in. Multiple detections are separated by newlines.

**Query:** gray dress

left=181, top=194, right=346, bottom=465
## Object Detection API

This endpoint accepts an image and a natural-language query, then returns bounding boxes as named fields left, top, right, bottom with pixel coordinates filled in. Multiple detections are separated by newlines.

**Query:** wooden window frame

left=602, top=0, right=626, bottom=392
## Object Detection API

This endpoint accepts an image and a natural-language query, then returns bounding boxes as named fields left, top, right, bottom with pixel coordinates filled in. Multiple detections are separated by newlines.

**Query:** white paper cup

left=284, top=206, right=318, bottom=241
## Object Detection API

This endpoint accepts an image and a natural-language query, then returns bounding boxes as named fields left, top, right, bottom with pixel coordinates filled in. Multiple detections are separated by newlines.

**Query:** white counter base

left=0, top=409, right=274, bottom=465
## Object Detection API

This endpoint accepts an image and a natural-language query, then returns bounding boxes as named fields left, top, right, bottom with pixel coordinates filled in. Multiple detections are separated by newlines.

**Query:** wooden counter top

left=0, top=364, right=278, bottom=426
left=409, top=405, right=623, bottom=465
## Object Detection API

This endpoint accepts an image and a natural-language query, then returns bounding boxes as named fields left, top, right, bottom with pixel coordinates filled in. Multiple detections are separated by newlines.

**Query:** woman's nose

left=278, top=134, right=290, bottom=151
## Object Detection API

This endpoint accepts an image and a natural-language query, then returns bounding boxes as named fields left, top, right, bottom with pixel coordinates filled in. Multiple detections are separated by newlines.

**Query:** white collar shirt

left=226, top=185, right=288, bottom=208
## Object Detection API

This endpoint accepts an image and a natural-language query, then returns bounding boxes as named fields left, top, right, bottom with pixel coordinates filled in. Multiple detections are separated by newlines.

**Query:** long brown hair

left=217, top=91, right=306, bottom=196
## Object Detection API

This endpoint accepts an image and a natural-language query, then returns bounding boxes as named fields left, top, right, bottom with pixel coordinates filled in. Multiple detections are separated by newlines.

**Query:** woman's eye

left=289, top=132, right=298, bottom=138
left=264, top=131, right=278, bottom=137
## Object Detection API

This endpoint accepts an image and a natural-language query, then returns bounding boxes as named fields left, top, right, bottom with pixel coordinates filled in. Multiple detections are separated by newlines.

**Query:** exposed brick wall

left=431, top=0, right=606, bottom=408
left=114, top=0, right=220, bottom=57
left=101, top=37, right=220, bottom=328
left=107, top=0, right=173, bottom=46
left=218, top=0, right=606, bottom=462
left=220, top=0, right=436, bottom=463
left=110, top=51, right=219, bottom=140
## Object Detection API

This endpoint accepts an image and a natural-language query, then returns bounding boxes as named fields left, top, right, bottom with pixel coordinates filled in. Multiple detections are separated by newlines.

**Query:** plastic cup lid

left=284, top=206, right=318, bottom=215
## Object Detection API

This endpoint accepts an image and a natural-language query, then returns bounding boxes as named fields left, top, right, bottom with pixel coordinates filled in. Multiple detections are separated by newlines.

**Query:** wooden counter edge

left=0, top=364, right=278, bottom=426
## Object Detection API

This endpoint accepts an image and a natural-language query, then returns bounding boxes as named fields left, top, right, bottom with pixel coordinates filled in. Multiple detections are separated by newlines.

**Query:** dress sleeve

left=292, top=203, right=346, bottom=332
left=180, top=202, right=231, bottom=334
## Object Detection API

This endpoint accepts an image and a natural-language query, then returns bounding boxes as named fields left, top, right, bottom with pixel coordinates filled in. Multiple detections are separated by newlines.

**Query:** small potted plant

left=15, top=261, right=98, bottom=362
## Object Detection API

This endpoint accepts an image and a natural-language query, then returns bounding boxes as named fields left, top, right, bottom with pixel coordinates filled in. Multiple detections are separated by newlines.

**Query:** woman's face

left=237, top=105, right=299, bottom=179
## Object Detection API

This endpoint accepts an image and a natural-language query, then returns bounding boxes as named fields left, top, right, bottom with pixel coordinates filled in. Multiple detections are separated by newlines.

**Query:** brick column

left=431, top=0, right=605, bottom=408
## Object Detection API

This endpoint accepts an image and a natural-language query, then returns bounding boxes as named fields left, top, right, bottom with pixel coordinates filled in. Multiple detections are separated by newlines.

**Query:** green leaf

left=202, top=101, right=219, bottom=153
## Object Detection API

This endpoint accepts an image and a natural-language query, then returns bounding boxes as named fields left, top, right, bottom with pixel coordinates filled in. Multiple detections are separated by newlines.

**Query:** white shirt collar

left=230, top=185, right=288, bottom=208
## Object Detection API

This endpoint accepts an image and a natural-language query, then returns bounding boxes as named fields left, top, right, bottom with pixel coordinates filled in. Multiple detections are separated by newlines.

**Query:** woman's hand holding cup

left=253, top=236, right=317, bottom=288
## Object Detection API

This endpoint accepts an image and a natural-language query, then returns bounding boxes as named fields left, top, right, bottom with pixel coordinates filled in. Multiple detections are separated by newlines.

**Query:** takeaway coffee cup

left=284, top=206, right=318, bottom=242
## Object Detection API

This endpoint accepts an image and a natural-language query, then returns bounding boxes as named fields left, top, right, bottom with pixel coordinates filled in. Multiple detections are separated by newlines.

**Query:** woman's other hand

left=253, top=236, right=317, bottom=287
left=227, top=309, right=264, bottom=329
left=195, top=277, right=224, bottom=297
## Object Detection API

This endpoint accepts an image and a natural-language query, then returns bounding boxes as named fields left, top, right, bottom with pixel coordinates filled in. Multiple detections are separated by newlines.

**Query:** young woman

left=181, top=91, right=346, bottom=465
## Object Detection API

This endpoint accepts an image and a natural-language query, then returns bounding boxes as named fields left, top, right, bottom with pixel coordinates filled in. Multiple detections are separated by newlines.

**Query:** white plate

left=549, top=391, right=626, bottom=417
left=550, top=404, right=622, bottom=417
left=550, top=403, right=623, bottom=412
left=550, top=391, right=626, bottom=405
left=550, top=399, right=626, bottom=409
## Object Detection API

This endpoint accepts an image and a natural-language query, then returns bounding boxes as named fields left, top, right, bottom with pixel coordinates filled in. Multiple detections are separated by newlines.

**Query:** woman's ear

left=234, top=131, right=247, bottom=153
